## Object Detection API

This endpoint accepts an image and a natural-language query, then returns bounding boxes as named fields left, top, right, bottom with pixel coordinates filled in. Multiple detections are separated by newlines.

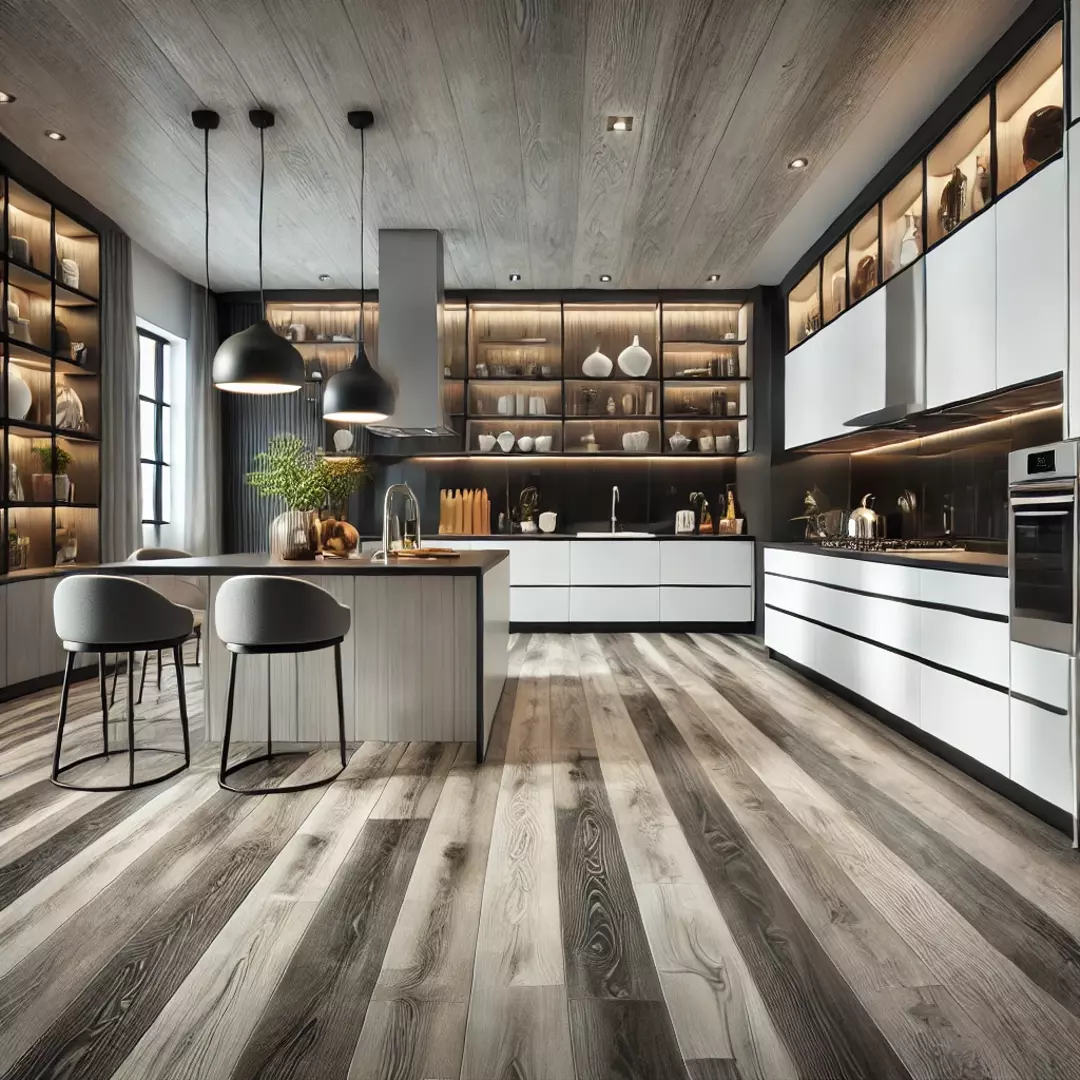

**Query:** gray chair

left=52, top=575, right=194, bottom=791
left=111, top=547, right=206, bottom=706
left=214, top=575, right=350, bottom=795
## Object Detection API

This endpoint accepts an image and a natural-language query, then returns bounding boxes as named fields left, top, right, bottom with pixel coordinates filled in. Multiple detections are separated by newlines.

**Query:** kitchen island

left=88, top=551, right=510, bottom=761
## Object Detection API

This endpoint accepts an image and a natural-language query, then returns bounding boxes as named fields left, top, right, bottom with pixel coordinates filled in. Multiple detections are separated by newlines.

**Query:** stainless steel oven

left=1009, top=441, right=1079, bottom=654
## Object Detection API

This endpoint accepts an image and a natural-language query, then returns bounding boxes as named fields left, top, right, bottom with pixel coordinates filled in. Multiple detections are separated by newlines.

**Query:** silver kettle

left=847, top=493, right=882, bottom=539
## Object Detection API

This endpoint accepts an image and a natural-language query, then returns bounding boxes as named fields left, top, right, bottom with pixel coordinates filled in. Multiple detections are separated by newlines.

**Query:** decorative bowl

left=478, top=434, right=496, bottom=452
left=497, top=431, right=515, bottom=453
left=518, top=435, right=535, bottom=453
left=582, top=347, right=613, bottom=378
left=535, top=435, right=553, bottom=453
left=617, top=335, right=652, bottom=378
left=669, top=431, right=691, bottom=453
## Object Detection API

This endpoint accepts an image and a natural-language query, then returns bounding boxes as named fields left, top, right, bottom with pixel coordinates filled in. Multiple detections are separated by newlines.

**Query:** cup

left=539, top=511, right=557, bottom=533
left=521, top=519, right=538, bottom=533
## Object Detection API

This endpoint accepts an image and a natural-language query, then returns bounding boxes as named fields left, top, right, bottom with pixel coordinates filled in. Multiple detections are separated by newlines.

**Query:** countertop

left=762, top=542, right=1007, bottom=577
left=86, top=551, right=509, bottom=577
left=415, top=533, right=755, bottom=541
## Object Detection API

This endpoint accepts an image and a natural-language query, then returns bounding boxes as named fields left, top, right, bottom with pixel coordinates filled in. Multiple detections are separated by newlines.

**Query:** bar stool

left=52, top=575, right=194, bottom=791
left=214, top=575, right=350, bottom=795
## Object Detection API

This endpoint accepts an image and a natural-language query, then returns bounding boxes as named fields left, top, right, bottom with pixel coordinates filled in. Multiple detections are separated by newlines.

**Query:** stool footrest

left=219, top=751, right=345, bottom=795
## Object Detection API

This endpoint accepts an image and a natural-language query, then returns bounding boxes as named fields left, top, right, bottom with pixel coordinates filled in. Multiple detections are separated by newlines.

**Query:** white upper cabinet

left=925, top=208, right=997, bottom=409
left=784, top=289, right=886, bottom=449
left=997, top=158, right=1066, bottom=390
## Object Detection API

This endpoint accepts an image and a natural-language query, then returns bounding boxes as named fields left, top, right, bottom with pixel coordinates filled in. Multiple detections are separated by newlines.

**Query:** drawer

left=764, top=548, right=922, bottom=600
left=660, top=542, right=753, bottom=586
left=919, top=608, right=1008, bottom=688
left=569, top=587, right=659, bottom=623
left=510, top=587, right=569, bottom=623
left=660, top=587, right=752, bottom=623
left=919, top=568, right=1008, bottom=617
left=1010, top=696, right=1073, bottom=811
left=920, top=665, right=1010, bottom=776
left=471, top=540, right=569, bottom=586
left=570, top=542, right=659, bottom=586
left=764, top=607, right=920, bottom=725
left=1011, top=641, right=1071, bottom=711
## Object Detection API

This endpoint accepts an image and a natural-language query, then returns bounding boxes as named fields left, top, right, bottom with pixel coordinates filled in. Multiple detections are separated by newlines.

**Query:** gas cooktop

left=818, top=539, right=966, bottom=553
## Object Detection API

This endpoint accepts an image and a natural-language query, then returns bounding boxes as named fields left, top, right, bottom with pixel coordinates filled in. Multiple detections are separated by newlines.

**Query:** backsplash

left=773, top=407, right=1063, bottom=544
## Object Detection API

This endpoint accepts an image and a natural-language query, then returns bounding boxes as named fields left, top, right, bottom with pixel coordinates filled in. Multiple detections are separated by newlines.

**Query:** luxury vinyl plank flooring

left=3, top=635, right=1080, bottom=1079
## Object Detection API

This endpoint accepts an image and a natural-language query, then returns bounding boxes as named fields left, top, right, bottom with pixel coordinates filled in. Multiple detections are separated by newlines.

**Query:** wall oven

left=1009, top=441, right=1079, bottom=654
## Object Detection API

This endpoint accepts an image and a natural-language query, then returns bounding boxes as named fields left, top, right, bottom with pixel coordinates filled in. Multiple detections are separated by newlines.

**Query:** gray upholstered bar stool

left=214, top=575, right=350, bottom=795
left=52, top=575, right=194, bottom=791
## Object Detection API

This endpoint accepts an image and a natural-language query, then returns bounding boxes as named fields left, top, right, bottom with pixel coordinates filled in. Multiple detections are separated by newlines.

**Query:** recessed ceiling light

left=45, top=130, right=66, bottom=141
left=599, top=274, right=612, bottom=282
left=509, top=273, right=521, bottom=282
left=606, top=116, right=633, bottom=132
left=788, top=156, right=808, bottom=170
left=0, top=92, right=16, bottom=104
left=706, top=274, right=720, bottom=282
left=319, top=273, right=331, bottom=282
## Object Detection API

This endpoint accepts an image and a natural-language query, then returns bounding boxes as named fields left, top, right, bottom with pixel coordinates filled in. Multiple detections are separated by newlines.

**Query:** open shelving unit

left=3, top=172, right=101, bottom=575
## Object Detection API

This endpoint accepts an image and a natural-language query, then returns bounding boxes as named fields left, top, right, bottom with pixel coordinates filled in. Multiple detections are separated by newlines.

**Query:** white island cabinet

left=443, top=537, right=754, bottom=627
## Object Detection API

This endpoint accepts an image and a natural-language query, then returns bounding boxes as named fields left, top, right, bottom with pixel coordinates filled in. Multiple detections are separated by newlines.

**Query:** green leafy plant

left=32, top=445, right=73, bottom=475
left=246, top=435, right=369, bottom=513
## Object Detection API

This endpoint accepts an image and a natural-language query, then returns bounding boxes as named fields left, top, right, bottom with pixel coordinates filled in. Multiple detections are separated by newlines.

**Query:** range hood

left=366, top=229, right=455, bottom=438
left=843, top=259, right=925, bottom=428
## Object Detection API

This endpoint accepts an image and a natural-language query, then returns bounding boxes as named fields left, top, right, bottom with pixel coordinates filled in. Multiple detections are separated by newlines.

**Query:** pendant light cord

left=203, top=125, right=210, bottom=323
left=358, top=125, right=365, bottom=345
left=258, top=124, right=266, bottom=311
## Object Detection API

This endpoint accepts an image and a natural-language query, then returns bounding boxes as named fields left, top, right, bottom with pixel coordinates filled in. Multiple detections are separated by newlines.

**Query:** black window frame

left=138, top=328, right=170, bottom=527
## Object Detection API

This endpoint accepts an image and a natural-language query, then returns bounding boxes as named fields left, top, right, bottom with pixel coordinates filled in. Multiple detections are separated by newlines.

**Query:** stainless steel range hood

left=366, top=229, right=455, bottom=438
left=843, top=260, right=925, bottom=428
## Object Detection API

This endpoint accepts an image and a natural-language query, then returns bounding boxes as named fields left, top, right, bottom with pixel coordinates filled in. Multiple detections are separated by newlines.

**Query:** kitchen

left=4, top=1, right=1080, bottom=1078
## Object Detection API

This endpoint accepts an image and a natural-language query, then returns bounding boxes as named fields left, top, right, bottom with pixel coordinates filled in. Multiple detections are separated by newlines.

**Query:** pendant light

left=323, top=110, right=395, bottom=424
left=212, top=108, right=304, bottom=394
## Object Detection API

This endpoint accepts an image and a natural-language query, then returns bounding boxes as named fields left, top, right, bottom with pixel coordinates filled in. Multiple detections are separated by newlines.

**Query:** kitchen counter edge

left=762, top=542, right=1007, bottom=577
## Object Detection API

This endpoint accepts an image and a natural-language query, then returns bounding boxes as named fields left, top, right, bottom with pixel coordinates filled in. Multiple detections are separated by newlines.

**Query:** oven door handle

left=1014, top=510, right=1072, bottom=517
left=1011, top=495, right=1075, bottom=507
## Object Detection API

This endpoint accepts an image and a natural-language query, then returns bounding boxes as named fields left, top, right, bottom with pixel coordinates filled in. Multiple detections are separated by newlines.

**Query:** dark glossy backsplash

left=773, top=408, right=1062, bottom=544
left=361, top=456, right=744, bottom=536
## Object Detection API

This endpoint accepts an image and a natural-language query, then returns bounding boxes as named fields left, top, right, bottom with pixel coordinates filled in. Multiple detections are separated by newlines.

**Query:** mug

left=539, top=511, right=557, bottom=533
left=675, top=510, right=696, bottom=534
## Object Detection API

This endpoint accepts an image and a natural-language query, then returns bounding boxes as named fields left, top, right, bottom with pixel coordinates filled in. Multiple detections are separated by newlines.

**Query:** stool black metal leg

left=266, top=658, right=273, bottom=760
left=174, top=644, right=191, bottom=767
left=219, top=651, right=238, bottom=787
left=137, top=649, right=148, bottom=705
left=157, top=649, right=163, bottom=691
left=51, top=653, right=75, bottom=782
left=194, top=627, right=201, bottom=666
left=98, top=651, right=109, bottom=755
left=334, top=642, right=347, bottom=768
left=110, top=652, right=120, bottom=707
left=127, top=650, right=136, bottom=788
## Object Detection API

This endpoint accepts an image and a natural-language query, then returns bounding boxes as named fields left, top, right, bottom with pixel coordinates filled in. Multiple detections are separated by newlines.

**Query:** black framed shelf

left=665, top=413, right=748, bottom=421
left=662, top=375, right=751, bottom=383
left=8, top=500, right=99, bottom=509
left=663, top=338, right=747, bottom=348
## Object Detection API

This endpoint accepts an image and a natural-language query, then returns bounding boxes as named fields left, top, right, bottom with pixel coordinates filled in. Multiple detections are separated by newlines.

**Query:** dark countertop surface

left=86, top=551, right=509, bottom=577
left=762, top=542, right=1008, bottom=577
left=384, top=533, right=755, bottom=541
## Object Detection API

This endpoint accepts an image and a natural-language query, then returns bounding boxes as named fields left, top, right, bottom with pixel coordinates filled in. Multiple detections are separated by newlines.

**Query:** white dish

left=582, top=347, right=613, bottom=378
left=478, top=433, right=497, bottom=452
left=517, top=435, right=535, bottom=453
left=497, top=431, right=515, bottom=453
left=617, top=335, right=652, bottom=378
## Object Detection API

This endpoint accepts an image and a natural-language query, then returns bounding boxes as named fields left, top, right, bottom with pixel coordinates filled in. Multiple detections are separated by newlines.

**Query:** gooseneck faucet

left=373, top=483, right=422, bottom=562
left=611, top=485, right=620, bottom=533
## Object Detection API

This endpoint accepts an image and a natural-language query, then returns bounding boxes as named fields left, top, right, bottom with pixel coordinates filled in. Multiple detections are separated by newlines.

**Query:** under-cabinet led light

left=45, top=130, right=66, bottom=141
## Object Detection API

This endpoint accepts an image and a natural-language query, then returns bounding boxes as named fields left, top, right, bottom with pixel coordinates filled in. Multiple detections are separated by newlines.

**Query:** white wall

left=132, top=242, right=192, bottom=342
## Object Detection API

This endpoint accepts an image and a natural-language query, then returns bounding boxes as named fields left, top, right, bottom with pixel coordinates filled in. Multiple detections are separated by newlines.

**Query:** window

left=138, top=328, right=170, bottom=527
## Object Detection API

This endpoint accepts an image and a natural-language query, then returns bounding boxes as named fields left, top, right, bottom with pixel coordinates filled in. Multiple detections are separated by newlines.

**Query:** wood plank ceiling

left=0, top=0, right=1030, bottom=291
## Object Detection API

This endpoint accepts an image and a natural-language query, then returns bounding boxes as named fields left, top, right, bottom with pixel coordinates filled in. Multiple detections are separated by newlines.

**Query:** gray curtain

left=184, top=283, right=222, bottom=554
left=100, top=231, right=140, bottom=564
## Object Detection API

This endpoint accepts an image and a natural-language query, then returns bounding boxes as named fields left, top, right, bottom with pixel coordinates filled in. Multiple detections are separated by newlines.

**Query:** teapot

left=847, top=493, right=882, bottom=540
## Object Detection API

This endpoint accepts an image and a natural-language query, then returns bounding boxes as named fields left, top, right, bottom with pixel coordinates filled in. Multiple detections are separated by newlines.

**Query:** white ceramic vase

left=5, top=368, right=31, bottom=420
left=582, top=346, right=613, bottom=378
left=617, top=335, right=652, bottom=378
left=899, top=213, right=919, bottom=267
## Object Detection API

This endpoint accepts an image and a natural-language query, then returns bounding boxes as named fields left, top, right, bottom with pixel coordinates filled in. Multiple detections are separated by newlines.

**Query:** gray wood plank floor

left=3, top=632, right=1080, bottom=1079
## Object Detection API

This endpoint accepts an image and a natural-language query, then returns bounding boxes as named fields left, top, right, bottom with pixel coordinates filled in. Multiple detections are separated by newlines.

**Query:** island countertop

left=89, top=550, right=509, bottom=577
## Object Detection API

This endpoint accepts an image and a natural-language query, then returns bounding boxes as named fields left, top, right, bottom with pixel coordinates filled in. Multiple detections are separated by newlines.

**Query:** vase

left=54, top=475, right=71, bottom=502
left=899, top=213, right=919, bottom=267
left=617, top=335, right=652, bottom=377
left=270, top=509, right=317, bottom=560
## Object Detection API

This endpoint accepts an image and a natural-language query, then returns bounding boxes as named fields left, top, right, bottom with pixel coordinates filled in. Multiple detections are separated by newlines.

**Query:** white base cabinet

left=444, top=539, right=754, bottom=625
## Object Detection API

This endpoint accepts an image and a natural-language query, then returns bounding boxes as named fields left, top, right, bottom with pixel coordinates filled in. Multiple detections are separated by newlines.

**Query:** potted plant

left=31, top=445, right=73, bottom=503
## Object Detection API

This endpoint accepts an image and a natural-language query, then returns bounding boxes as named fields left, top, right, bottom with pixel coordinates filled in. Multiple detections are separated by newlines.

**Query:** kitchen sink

left=575, top=531, right=654, bottom=538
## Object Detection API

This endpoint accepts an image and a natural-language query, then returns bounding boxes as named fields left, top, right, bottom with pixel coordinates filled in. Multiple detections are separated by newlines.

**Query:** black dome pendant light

left=323, top=110, right=395, bottom=424
left=212, top=109, right=304, bottom=394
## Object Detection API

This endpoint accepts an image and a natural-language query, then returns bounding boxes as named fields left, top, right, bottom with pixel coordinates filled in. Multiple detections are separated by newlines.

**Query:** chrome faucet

left=611, top=485, right=620, bottom=533
left=374, top=483, right=422, bottom=562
